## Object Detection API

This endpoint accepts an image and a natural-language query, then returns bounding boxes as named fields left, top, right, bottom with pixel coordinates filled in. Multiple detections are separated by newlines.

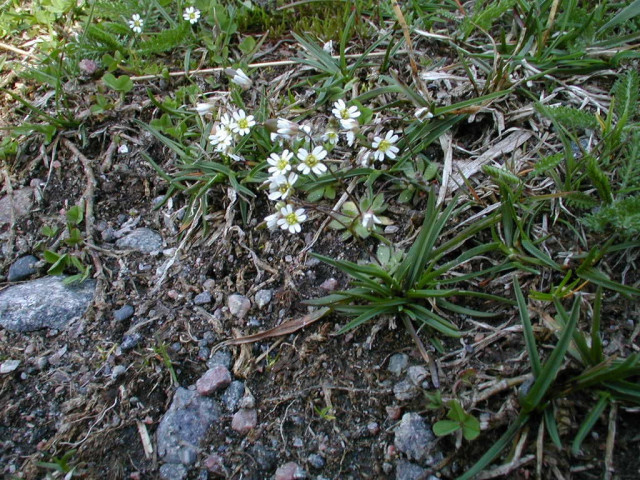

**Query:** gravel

left=7, top=255, right=39, bottom=282
left=388, top=353, right=409, bottom=376
left=394, top=413, right=436, bottom=464
left=113, top=304, right=135, bottom=322
left=115, top=228, right=163, bottom=253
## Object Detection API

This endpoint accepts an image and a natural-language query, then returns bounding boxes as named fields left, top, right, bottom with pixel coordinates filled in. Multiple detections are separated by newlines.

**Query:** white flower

left=415, top=107, right=434, bottom=122
left=372, top=130, right=400, bottom=161
left=183, top=6, right=201, bottom=24
left=322, top=129, right=339, bottom=145
left=332, top=99, right=360, bottom=129
left=230, top=109, right=255, bottom=136
left=129, top=14, right=144, bottom=34
left=265, top=211, right=281, bottom=231
left=323, top=40, right=334, bottom=54
left=227, top=68, right=252, bottom=89
left=210, top=132, right=233, bottom=153
left=277, top=204, right=307, bottom=234
left=361, top=211, right=382, bottom=230
left=344, top=130, right=356, bottom=147
left=276, top=118, right=300, bottom=137
left=297, top=146, right=328, bottom=175
left=195, top=102, right=214, bottom=115
left=268, top=172, right=298, bottom=201
left=117, top=144, right=129, bottom=154
left=267, top=150, right=294, bottom=176
left=357, top=148, right=373, bottom=167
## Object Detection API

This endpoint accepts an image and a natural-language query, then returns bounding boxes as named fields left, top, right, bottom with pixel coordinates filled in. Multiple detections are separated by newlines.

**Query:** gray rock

left=407, top=366, right=429, bottom=387
left=207, top=350, right=232, bottom=370
left=204, top=453, right=227, bottom=476
left=120, top=333, right=142, bottom=352
left=115, top=228, right=163, bottom=253
left=307, top=454, right=325, bottom=469
left=254, top=289, right=272, bottom=309
left=180, top=446, right=198, bottom=465
left=275, top=462, right=307, bottom=480
left=101, top=227, right=117, bottom=243
left=111, top=365, right=126, bottom=380
left=394, top=413, right=435, bottom=463
left=113, top=304, right=134, bottom=322
left=388, top=353, right=409, bottom=375
left=250, top=443, right=277, bottom=471
left=227, top=294, right=251, bottom=319
left=0, top=359, right=21, bottom=374
left=231, top=408, right=257, bottom=435
left=395, top=459, right=428, bottom=480
left=221, top=380, right=245, bottom=412
left=157, top=388, right=221, bottom=465
left=0, top=187, right=33, bottom=226
left=394, top=380, right=418, bottom=401
left=196, top=365, right=232, bottom=396
left=194, top=291, right=212, bottom=305
left=0, top=276, right=96, bottom=332
left=8, top=255, right=39, bottom=282
left=319, top=278, right=338, bottom=291
left=159, top=463, right=187, bottom=480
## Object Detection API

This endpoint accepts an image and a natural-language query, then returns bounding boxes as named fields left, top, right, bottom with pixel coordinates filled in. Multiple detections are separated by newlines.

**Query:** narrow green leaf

left=544, top=406, right=562, bottom=449
left=515, top=277, right=541, bottom=377
left=572, top=393, right=609, bottom=455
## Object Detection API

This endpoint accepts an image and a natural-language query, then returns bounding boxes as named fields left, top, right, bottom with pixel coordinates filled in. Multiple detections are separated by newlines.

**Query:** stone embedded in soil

left=115, top=228, right=163, bottom=253
left=221, top=380, right=245, bottom=412
left=407, top=366, right=429, bottom=387
left=196, top=365, right=232, bottom=396
left=157, top=387, right=221, bottom=465
left=394, top=413, right=435, bottom=463
left=159, top=463, right=187, bottom=480
left=194, top=291, right=212, bottom=305
left=0, top=359, right=21, bottom=374
left=227, top=294, right=251, bottom=319
left=231, top=408, right=257, bottom=435
left=0, top=276, right=96, bottom=332
left=113, top=304, right=135, bottom=322
left=394, top=380, right=418, bottom=401
left=307, top=453, right=325, bottom=469
left=254, top=289, right=273, bottom=309
left=204, top=453, right=228, bottom=477
left=394, top=459, right=429, bottom=480
left=250, top=443, right=277, bottom=471
left=7, top=255, right=39, bottom=282
left=207, top=350, right=232, bottom=370
left=0, top=187, right=33, bottom=226
left=120, top=333, right=142, bottom=352
left=388, top=353, right=409, bottom=376
left=319, top=277, right=338, bottom=291
left=275, top=462, right=307, bottom=480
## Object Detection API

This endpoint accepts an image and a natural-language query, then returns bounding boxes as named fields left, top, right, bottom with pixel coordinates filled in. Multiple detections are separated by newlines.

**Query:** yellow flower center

left=306, top=154, right=318, bottom=167
left=238, top=118, right=250, bottom=129
left=378, top=139, right=391, bottom=152
left=285, top=212, right=298, bottom=225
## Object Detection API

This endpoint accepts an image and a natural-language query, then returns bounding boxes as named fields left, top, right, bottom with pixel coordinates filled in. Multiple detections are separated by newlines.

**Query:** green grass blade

left=571, top=393, right=609, bottom=455
left=544, top=405, right=562, bottom=449
left=521, top=297, right=579, bottom=412
left=590, top=287, right=604, bottom=364
left=515, top=277, right=541, bottom=377
left=598, top=0, right=640, bottom=33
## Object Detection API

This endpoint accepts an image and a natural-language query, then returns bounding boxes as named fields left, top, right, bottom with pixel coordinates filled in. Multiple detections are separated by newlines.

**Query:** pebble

left=197, top=347, right=210, bottom=361
left=115, top=228, right=163, bottom=253
left=159, top=463, right=187, bottom=480
left=275, top=462, right=307, bottom=480
left=250, top=443, right=277, bottom=471
left=227, top=294, right=251, bottom=319
left=231, top=408, right=257, bottom=435
left=0, top=359, right=20, bottom=374
left=111, top=365, right=126, bottom=380
left=254, top=289, right=273, bottom=309
left=407, top=366, right=429, bottom=387
left=207, top=350, right=232, bottom=370
left=394, top=459, right=429, bottom=480
left=394, top=413, right=436, bottom=463
left=7, top=255, right=39, bottom=282
left=388, top=353, right=409, bottom=376
left=386, top=406, right=403, bottom=421
left=0, top=187, right=33, bottom=226
left=307, top=454, right=325, bottom=469
left=319, top=278, right=338, bottom=291
left=194, top=291, right=212, bottom=305
left=179, top=446, right=197, bottom=465
left=0, top=276, right=96, bottom=332
left=113, top=305, right=135, bottom=322
left=120, top=333, right=142, bottom=352
left=101, top=228, right=117, bottom=243
left=157, top=388, right=221, bottom=465
left=204, top=453, right=227, bottom=477
left=367, top=421, right=380, bottom=435
left=221, top=381, right=245, bottom=412
left=394, top=380, right=418, bottom=401
left=196, top=365, right=232, bottom=396
left=239, top=392, right=255, bottom=409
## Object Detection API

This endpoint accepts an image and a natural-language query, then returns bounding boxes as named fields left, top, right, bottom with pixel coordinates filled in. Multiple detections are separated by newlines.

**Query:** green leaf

left=598, top=0, right=640, bottom=33
left=462, top=415, right=481, bottom=441
left=544, top=406, right=562, bottom=449
left=66, top=205, right=84, bottom=225
left=47, top=253, right=68, bottom=275
left=433, top=420, right=461, bottom=437
left=102, top=73, right=133, bottom=93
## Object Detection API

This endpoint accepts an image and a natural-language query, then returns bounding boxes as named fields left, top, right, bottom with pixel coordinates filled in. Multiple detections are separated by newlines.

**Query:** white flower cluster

left=128, top=6, right=202, bottom=35
left=208, top=109, right=256, bottom=156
